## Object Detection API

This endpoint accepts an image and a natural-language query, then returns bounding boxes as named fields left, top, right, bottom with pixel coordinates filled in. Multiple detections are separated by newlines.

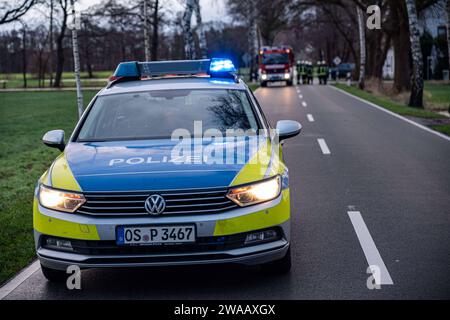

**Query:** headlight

left=227, top=175, right=281, bottom=207
left=261, top=74, right=267, bottom=80
left=39, top=185, right=86, bottom=213
left=284, top=73, right=291, bottom=79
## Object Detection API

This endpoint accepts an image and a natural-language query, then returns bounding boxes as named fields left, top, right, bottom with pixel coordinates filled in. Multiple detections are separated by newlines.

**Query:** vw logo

left=144, top=194, right=166, bottom=215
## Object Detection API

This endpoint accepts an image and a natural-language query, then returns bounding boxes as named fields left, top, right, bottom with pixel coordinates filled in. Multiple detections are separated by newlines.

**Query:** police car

left=34, top=58, right=302, bottom=282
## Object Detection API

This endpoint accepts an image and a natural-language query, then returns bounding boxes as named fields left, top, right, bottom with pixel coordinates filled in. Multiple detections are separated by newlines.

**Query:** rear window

left=76, top=89, right=260, bottom=141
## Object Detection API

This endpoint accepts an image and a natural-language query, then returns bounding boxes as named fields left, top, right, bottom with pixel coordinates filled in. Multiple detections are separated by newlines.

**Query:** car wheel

left=261, top=247, right=292, bottom=275
left=286, top=80, right=293, bottom=86
left=261, top=81, right=267, bottom=87
left=40, top=264, right=67, bottom=283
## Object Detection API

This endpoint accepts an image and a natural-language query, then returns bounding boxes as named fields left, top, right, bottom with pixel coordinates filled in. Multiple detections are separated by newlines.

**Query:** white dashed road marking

left=302, top=101, right=307, bottom=108
left=317, top=138, right=331, bottom=154
left=307, top=114, right=314, bottom=122
left=348, top=211, right=394, bottom=285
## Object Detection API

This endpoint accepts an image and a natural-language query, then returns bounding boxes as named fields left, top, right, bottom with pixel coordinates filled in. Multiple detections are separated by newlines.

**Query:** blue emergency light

left=209, top=58, right=236, bottom=73
left=110, top=58, right=237, bottom=86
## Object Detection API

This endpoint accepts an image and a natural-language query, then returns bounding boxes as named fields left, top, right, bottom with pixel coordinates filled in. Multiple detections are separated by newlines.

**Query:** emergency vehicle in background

left=258, top=46, right=295, bottom=87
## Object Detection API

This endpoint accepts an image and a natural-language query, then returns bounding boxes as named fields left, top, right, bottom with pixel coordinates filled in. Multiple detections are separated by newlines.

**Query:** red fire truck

left=258, top=45, right=295, bottom=87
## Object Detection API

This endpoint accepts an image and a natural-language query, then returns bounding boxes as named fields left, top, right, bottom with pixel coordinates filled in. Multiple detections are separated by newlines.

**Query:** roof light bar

left=109, top=58, right=237, bottom=86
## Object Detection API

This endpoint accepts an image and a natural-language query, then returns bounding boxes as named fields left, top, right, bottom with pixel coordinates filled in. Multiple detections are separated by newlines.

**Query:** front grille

left=76, top=187, right=238, bottom=217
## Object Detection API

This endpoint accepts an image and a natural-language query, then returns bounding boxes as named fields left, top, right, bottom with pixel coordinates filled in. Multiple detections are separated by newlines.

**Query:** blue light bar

left=111, top=58, right=237, bottom=84
left=113, top=61, right=140, bottom=78
left=209, top=58, right=236, bottom=73
left=139, top=59, right=210, bottom=77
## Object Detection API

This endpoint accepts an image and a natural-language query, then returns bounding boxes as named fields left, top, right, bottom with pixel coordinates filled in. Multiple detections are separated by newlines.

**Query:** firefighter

left=296, top=60, right=307, bottom=85
left=306, top=61, right=313, bottom=85
left=317, top=61, right=324, bottom=85
left=322, top=61, right=329, bottom=85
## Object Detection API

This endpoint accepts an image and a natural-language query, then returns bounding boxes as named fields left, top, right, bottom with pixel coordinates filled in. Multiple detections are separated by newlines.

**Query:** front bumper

left=261, top=73, right=291, bottom=82
left=34, top=190, right=291, bottom=270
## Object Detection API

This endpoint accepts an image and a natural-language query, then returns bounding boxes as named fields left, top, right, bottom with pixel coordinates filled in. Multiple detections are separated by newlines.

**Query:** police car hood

left=65, top=136, right=269, bottom=192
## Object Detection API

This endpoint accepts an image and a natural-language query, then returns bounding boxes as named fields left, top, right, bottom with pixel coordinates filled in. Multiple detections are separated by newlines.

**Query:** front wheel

left=261, top=81, right=267, bottom=87
left=286, top=80, right=293, bottom=86
left=261, top=247, right=292, bottom=275
left=41, top=264, right=67, bottom=283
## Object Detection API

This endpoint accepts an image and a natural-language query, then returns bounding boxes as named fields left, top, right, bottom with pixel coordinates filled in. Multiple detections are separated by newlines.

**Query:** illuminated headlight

left=227, top=175, right=281, bottom=207
left=284, top=73, right=291, bottom=79
left=261, top=74, right=267, bottom=80
left=39, top=185, right=86, bottom=213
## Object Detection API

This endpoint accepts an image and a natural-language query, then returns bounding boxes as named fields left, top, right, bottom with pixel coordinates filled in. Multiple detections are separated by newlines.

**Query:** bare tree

left=151, top=0, right=159, bottom=60
left=356, top=5, right=366, bottom=89
left=447, top=0, right=450, bottom=71
left=70, top=0, right=83, bottom=117
left=0, top=0, right=36, bottom=24
left=49, top=0, right=54, bottom=86
left=193, top=0, right=207, bottom=58
left=143, top=0, right=150, bottom=61
left=182, top=0, right=207, bottom=59
left=405, top=0, right=424, bottom=107
left=53, top=0, right=69, bottom=88
left=18, top=20, right=28, bottom=88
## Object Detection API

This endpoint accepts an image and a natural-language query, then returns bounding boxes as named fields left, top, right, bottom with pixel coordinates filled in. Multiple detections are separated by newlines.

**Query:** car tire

left=40, top=264, right=67, bottom=283
left=261, top=247, right=292, bottom=275
left=261, top=81, right=267, bottom=87
left=286, top=80, right=293, bottom=86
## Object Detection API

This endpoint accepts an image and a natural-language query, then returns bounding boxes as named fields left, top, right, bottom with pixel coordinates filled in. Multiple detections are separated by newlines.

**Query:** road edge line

left=328, top=85, right=450, bottom=142
left=0, top=260, right=40, bottom=300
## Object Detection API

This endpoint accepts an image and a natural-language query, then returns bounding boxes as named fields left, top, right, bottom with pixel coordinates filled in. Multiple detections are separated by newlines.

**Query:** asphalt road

left=3, top=83, right=450, bottom=299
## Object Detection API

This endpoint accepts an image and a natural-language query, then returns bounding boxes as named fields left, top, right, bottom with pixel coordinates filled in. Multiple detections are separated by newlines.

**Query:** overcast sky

left=78, top=0, right=229, bottom=23
left=0, top=0, right=230, bottom=31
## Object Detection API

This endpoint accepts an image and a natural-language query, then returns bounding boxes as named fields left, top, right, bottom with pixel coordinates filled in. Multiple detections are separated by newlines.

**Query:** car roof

left=98, top=77, right=248, bottom=96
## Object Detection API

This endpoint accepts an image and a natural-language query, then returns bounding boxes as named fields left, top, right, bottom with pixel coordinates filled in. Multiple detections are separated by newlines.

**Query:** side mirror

left=43, top=130, right=65, bottom=151
left=276, top=120, right=302, bottom=141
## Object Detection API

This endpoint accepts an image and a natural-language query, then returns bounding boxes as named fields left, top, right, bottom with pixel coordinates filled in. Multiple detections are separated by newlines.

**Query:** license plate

left=116, top=225, right=196, bottom=245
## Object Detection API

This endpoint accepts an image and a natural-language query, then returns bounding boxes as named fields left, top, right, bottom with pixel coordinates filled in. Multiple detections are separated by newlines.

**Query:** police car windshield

left=262, top=53, right=289, bottom=65
left=76, top=89, right=260, bottom=142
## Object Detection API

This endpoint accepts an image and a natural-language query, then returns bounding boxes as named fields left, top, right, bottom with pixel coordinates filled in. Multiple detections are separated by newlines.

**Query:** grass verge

left=0, top=91, right=98, bottom=285
left=333, top=83, right=447, bottom=119
left=333, top=83, right=450, bottom=136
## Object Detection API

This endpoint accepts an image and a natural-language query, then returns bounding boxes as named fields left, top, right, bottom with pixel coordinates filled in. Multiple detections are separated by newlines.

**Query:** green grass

left=0, top=71, right=111, bottom=89
left=247, top=83, right=259, bottom=92
left=429, top=124, right=450, bottom=135
left=424, top=83, right=450, bottom=110
left=0, top=91, right=98, bottom=285
left=334, top=83, right=447, bottom=119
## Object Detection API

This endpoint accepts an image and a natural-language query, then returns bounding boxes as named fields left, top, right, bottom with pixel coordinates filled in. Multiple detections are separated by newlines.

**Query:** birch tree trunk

left=143, top=0, right=150, bottom=61
left=182, top=0, right=195, bottom=59
left=194, top=0, right=207, bottom=58
left=446, top=0, right=450, bottom=71
left=357, top=6, right=366, bottom=90
left=405, top=0, right=424, bottom=108
left=70, top=0, right=84, bottom=118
